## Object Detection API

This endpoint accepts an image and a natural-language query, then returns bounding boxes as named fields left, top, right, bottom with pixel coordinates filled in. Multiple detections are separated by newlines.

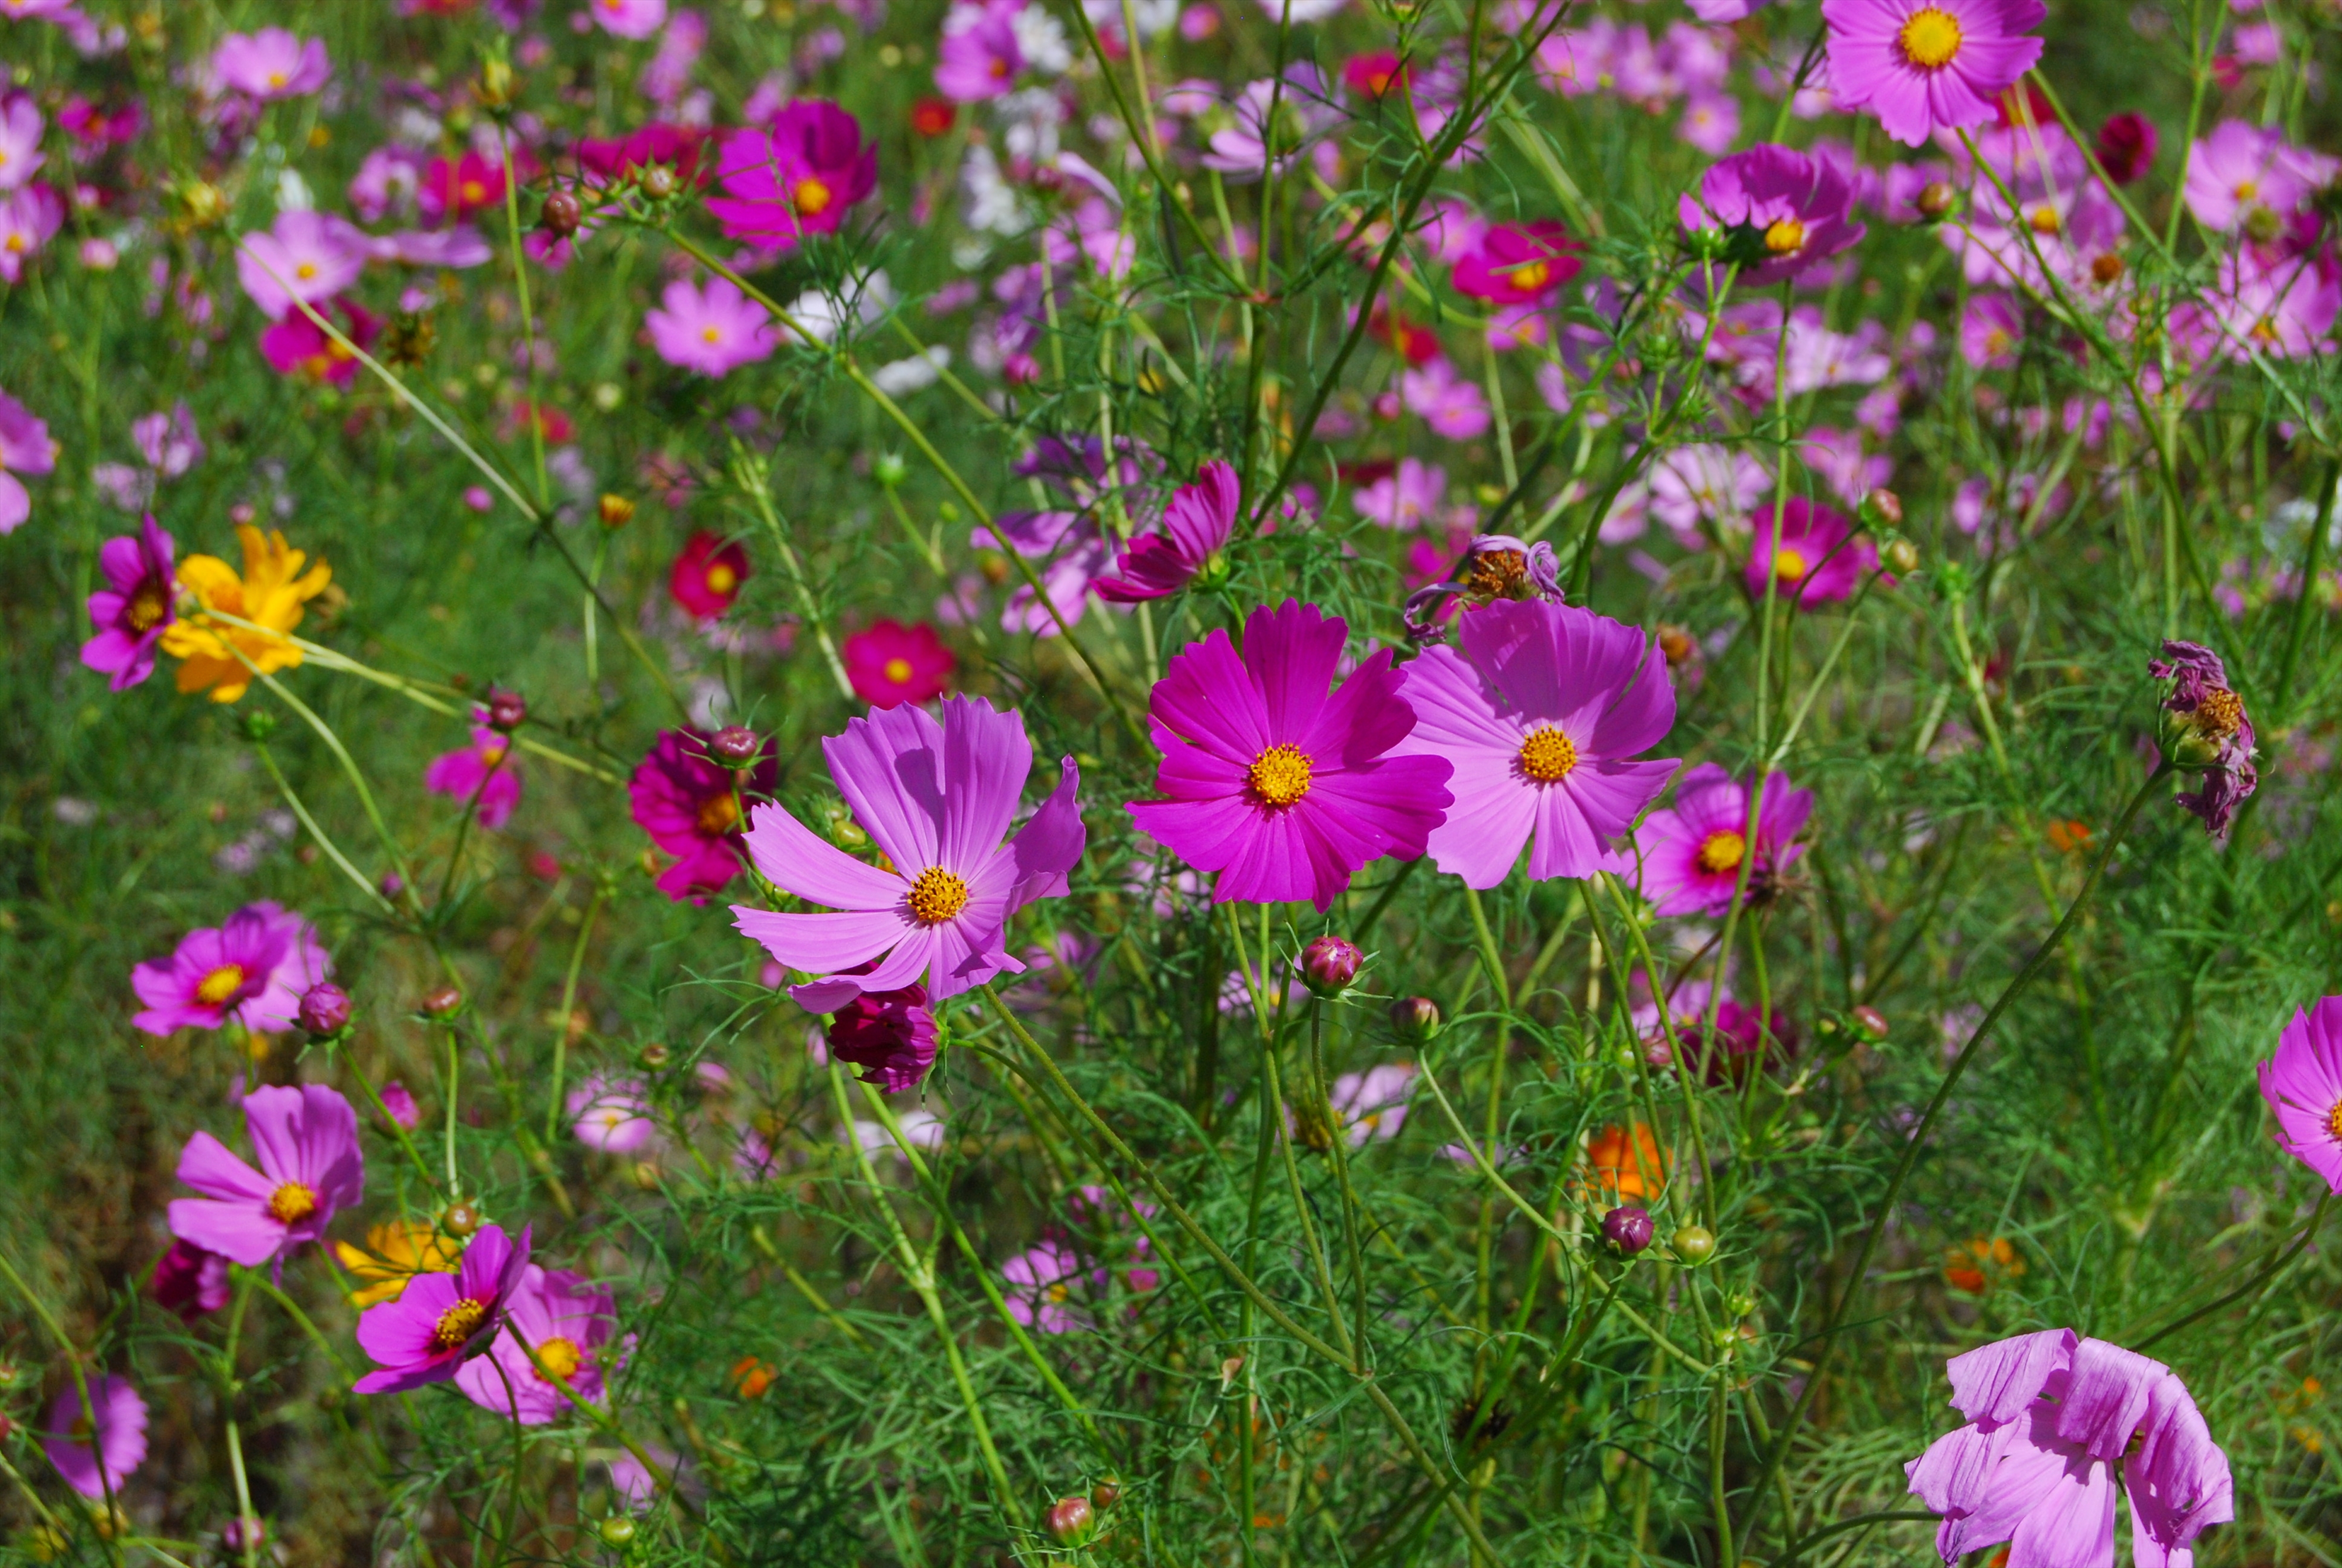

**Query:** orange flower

left=2045, top=819, right=2093, bottom=854
left=159, top=524, right=331, bottom=702
left=1584, top=1122, right=1669, bottom=1202
left=1942, top=1235, right=2023, bottom=1294
left=731, top=1355, right=777, bottom=1399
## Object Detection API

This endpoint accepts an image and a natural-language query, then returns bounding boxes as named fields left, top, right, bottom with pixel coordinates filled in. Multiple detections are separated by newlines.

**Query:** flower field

left=0, top=0, right=2339, bottom=1563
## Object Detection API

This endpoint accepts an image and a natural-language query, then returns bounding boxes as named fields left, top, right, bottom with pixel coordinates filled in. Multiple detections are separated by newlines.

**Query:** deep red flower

left=910, top=97, right=958, bottom=138
left=844, top=619, right=954, bottom=707
left=1343, top=51, right=1410, bottom=99
left=669, top=531, right=749, bottom=619
left=2094, top=112, right=2158, bottom=184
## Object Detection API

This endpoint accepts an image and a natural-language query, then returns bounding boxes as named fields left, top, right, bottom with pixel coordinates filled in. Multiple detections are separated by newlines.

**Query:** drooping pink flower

left=1450, top=220, right=1581, bottom=306
left=1095, top=459, right=1240, bottom=602
left=81, top=514, right=175, bottom=690
left=1906, top=1330, right=2233, bottom=1568
left=131, top=902, right=333, bottom=1036
left=588, top=0, right=668, bottom=37
left=732, top=695, right=1086, bottom=1003
left=1745, top=497, right=1880, bottom=609
left=793, top=974, right=939, bottom=1092
left=423, top=726, right=523, bottom=829
left=43, top=1377, right=147, bottom=1500
left=354, top=1224, right=533, bottom=1394
left=1128, top=600, right=1454, bottom=912
left=644, top=275, right=776, bottom=377
left=1391, top=598, right=1678, bottom=888
left=0, top=93, right=46, bottom=191
left=1679, top=144, right=1867, bottom=286
left=211, top=29, right=331, bottom=100
left=707, top=101, right=878, bottom=251
left=2259, top=997, right=2342, bottom=1192
left=628, top=728, right=778, bottom=902
left=1635, top=762, right=1812, bottom=916
left=166, top=1084, right=364, bottom=1268
left=568, top=1073, right=657, bottom=1153
left=667, top=529, right=749, bottom=618
left=0, top=180, right=63, bottom=282
left=844, top=619, right=956, bottom=707
left=1820, top=0, right=2045, bottom=147
left=234, top=210, right=369, bottom=319
left=258, top=297, right=381, bottom=388
left=453, top=1267, right=621, bottom=1424
left=150, top=1239, right=232, bottom=1320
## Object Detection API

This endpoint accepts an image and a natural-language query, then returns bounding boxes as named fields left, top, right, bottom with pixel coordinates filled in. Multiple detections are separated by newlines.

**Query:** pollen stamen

left=1897, top=6, right=1963, bottom=68
left=431, top=1297, right=490, bottom=1352
left=268, top=1183, right=319, bottom=1224
left=1247, top=744, right=1313, bottom=809
left=1518, top=727, right=1579, bottom=783
left=908, top=866, right=972, bottom=925
left=1695, top=830, right=1747, bottom=876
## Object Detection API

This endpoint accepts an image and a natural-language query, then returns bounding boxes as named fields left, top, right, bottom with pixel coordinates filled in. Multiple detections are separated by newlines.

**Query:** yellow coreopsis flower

left=158, top=523, right=331, bottom=702
left=333, top=1220, right=461, bottom=1308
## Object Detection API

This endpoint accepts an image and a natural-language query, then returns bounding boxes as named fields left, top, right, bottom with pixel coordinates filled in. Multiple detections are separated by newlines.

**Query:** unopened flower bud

left=540, top=189, right=582, bottom=238
left=1047, top=1495, right=1094, bottom=1544
left=222, top=1516, right=267, bottom=1553
left=1090, top=1476, right=1122, bottom=1510
left=1882, top=537, right=1920, bottom=576
left=440, top=1200, right=483, bottom=1238
left=478, top=56, right=514, bottom=109
left=1601, top=1206, right=1655, bottom=1255
left=420, top=985, right=464, bottom=1019
left=1389, top=995, right=1440, bottom=1043
left=1670, top=1224, right=1717, bottom=1265
left=873, top=452, right=909, bottom=487
left=710, top=726, right=763, bottom=767
left=1915, top=181, right=1955, bottom=220
left=598, top=493, right=636, bottom=529
left=1300, top=935, right=1364, bottom=995
left=238, top=708, right=279, bottom=744
left=596, top=1516, right=638, bottom=1548
left=1852, top=1005, right=1889, bottom=1040
left=1657, top=623, right=1697, bottom=665
left=1860, top=488, right=1903, bottom=529
left=486, top=686, right=527, bottom=732
left=639, top=1041, right=672, bottom=1069
left=381, top=871, right=407, bottom=901
left=296, top=982, right=352, bottom=1038
left=640, top=165, right=679, bottom=200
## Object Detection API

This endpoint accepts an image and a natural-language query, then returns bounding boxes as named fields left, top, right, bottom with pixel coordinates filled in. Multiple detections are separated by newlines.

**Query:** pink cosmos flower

left=2259, top=997, right=2342, bottom=1192
left=1679, top=144, right=1867, bottom=286
left=0, top=180, right=63, bottom=282
left=453, top=1266, right=621, bottom=1424
left=354, top=1224, right=533, bottom=1394
left=81, top=514, right=175, bottom=690
left=1745, top=497, right=1879, bottom=609
left=794, top=975, right=940, bottom=1092
left=732, top=695, right=1087, bottom=1003
left=0, top=386, right=50, bottom=533
left=1128, top=600, right=1454, bottom=912
left=258, top=297, right=379, bottom=388
left=844, top=619, right=956, bottom=707
left=380, top=1081, right=420, bottom=1129
left=1959, top=292, right=2023, bottom=368
left=2182, top=119, right=2309, bottom=232
left=1820, top=0, right=2045, bottom=147
left=1636, top=763, right=1812, bottom=915
left=131, top=902, right=333, bottom=1036
left=1202, top=67, right=1340, bottom=183
left=589, top=0, right=668, bottom=37
left=1002, top=1237, right=1090, bottom=1333
left=935, top=0, right=1023, bottom=101
left=1399, top=357, right=1492, bottom=440
left=669, top=529, right=749, bottom=619
left=235, top=210, right=369, bottom=320
left=1095, top=458, right=1239, bottom=601
left=416, top=152, right=507, bottom=226
left=1331, top=1063, right=1417, bottom=1145
left=212, top=29, right=331, bottom=100
left=1450, top=220, right=1582, bottom=307
left=2201, top=249, right=2340, bottom=361
left=166, top=1084, right=364, bottom=1268
left=1906, top=1329, right=2233, bottom=1568
left=423, top=726, right=522, bottom=830
left=151, top=1239, right=231, bottom=1320
left=0, top=93, right=45, bottom=190
left=1391, top=598, right=1679, bottom=888
left=44, top=1377, right=146, bottom=1500
left=707, top=101, right=878, bottom=252
left=644, top=276, right=776, bottom=377
left=569, top=1074, right=657, bottom=1153
left=1648, top=445, right=1768, bottom=543
left=628, top=728, right=778, bottom=902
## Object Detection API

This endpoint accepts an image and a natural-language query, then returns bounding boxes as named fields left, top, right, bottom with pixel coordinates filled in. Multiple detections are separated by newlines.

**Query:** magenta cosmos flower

left=644, top=276, right=777, bottom=378
left=844, top=618, right=956, bottom=707
left=1095, top=458, right=1240, bottom=602
left=1636, top=763, right=1812, bottom=916
left=212, top=29, right=331, bottom=100
left=1128, top=600, right=1454, bottom=912
left=1389, top=599, right=1679, bottom=888
left=1907, top=1329, right=2232, bottom=1568
left=44, top=1377, right=147, bottom=1500
left=628, top=728, right=779, bottom=902
left=453, top=1265, right=621, bottom=1424
left=792, top=973, right=940, bottom=1092
left=1450, top=221, right=1583, bottom=307
left=732, top=695, right=1086, bottom=1002
left=131, top=902, right=331, bottom=1036
left=934, top=0, right=1023, bottom=102
left=1745, top=497, right=1881, bottom=609
left=707, top=101, right=878, bottom=251
left=0, top=386, right=54, bottom=533
left=1679, top=145, right=1867, bottom=286
left=424, top=725, right=522, bottom=830
left=354, top=1224, right=533, bottom=1394
left=668, top=529, right=748, bottom=619
left=1820, top=0, right=2045, bottom=147
left=2260, top=997, right=2342, bottom=1192
left=151, top=1239, right=231, bottom=1320
left=81, top=514, right=176, bottom=690
left=167, top=1083, right=364, bottom=1267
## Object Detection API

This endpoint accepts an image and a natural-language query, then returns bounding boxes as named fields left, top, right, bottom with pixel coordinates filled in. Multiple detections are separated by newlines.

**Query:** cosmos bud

left=640, top=165, right=679, bottom=200
left=1047, top=1496, right=1094, bottom=1545
left=420, top=985, right=464, bottom=1019
left=486, top=686, right=527, bottom=732
left=440, top=1200, right=483, bottom=1238
left=1860, top=488, right=1903, bottom=529
left=598, top=493, right=636, bottom=528
left=1389, top=996, right=1440, bottom=1043
left=1601, top=1206, right=1655, bottom=1255
left=1915, top=182, right=1956, bottom=220
left=710, top=726, right=763, bottom=767
left=296, top=982, right=352, bottom=1038
left=1300, top=936, right=1364, bottom=996
left=539, top=189, right=582, bottom=238
left=1853, top=1005, right=1889, bottom=1040
left=1670, top=1224, right=1717, bottom=1265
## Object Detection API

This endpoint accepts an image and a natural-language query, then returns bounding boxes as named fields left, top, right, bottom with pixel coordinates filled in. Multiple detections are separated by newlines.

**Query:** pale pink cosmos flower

left=569, top=1073, right=658, bottom=1153
left=2182, top=119, right=2309, bottom=232
left=1647, top=444, right=1768, bottom=545
left=590, top=0, right=669, bottom=38
left=1819, top=0, right=2045, bottom=146
left=0, top=385, right=54, bottom=533
left=167, top=1084, right=364, bottom=1268
left=212, top=29, right=331, bottom=100
left=234, top=210, right=369, bottom=319
left=1399, top=357, right=1491, bottom=440
left=0, top=93, right=44, bottom=191
left=0, top=180, right=62, bottom=282
left=1959, top=293, right=2023, bottom=368
left=1331, top=1063, right=1417, bottom=1145
left=2258, top=996, right=2342, bottom=1192
left=643, top=275, right=777, bottom=377
left=1353, top=458, right=1446, bottom=530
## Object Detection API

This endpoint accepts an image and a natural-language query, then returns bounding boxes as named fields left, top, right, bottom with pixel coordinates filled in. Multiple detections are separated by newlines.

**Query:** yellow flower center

left=480, top=742, right=507, bottom=766
left=268, top=1182, right=319, bottom=1224
left=1518, top=726, right=1578, bottom=783
left=533, top=1336, right=582, bottom=1383
left=126, top=585, right=168, bottom=632
left=1773, top=548, right=1810, bottom=581
left=266, top=71, right=287, bottom=88
left=196, top=964, right=248, bottom=1006
left=1762, top=218, right=1806, bottom=255
left=2028, top=204, right=2061, bottom=235
left=701, top=326, right=723, bottom=343
left=907, top=866, right=971, bottom=925
left=1509, top=258, right=1552, bottom=292
left=1247, top=744, right=1313, bottom=809
left=460, top=180, right=485, bottom=204
left=883, top=656, right=915, bottom=684
left=2234, top=180, right=2258, bottom=201
left=705, top=562, right=738, bottom=595
left=431, top=1297, right=490, bottom=1352
left=295, top=260, right=318, bottom=280
left=2195, top=687, right=2244, bottom=740
left=1695, top=830, right=1747, bottom=876
left=792, top=176, right=833, bottom=216
left=696, top=791, right=742, bottom=836
left=1045, top=1283, right=1069, bottom=1302
left=1898, top=6, right=1962, bottom=67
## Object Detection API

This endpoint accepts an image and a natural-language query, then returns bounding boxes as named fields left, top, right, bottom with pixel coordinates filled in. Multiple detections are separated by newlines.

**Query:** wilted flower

left=792, top=975, right=940, bottom=1093
left=2149, top=639, right=2257, bottom=836
left=150, top=1240, right=231, bottom=1320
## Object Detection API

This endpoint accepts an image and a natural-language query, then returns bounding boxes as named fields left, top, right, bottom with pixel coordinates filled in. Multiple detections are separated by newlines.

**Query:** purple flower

left=1201, top=67, right=1338, bottom=183
left=1095, top=458, right=1239, bottom=602
left=1129, top=601, right=1454, bottom=912
left=1958, top=292, right=2023, bottom=368
left=0, top=385, right=54, bottom=533
left=1002, top=1236, right=1091, bottom=1333
left=0, top=183, right=63, bottom=285
left=934, top=0, right=1022, bottom=101
left=44, top=1377, right=147, bottom=1500
left=1679, top=145, right=1867, bottom=286
left=1906, top=1329, right=2232, bottom=1568
left=423, top=725, right=522, bottom=829
left=151, top=1240, right=231, bottom=1320
left=1820, top=0, right=2045, bottom=147
left=2200, top=249, right=2340, bottom=361
left=354, top=1224, right=534, bottom=1395
left=0, top=93, right=46, bottom=191
left=2259, top=997, right=2342, bottom=1192
left=80, top=514, right=176, bottom=690
left=1648, top=445, right=1769, bottom=542
left=707, top=101, right=878, bottom=252
left=2182, top=120, right=2310, bottom=232
left=453, top=1265, right=620, bottom=1425
left=1391, top=598, right=1679, bottom=888
left=131, top=902, right=333, bottom=1036
left=1399, top=357, right=1492, bottom=440
left=734, top=695, right=1086, bottom=1003
left=132, top=402, right=203, bottom=477
left=1331, top=1062, right=1417, bottom=1145
left=792, top=976, right=939, bottom=1092
left=379, top=1080, right=421, bottom=1129
left=1745, top=497, right=1880, bottom=609
left=211, top=29, right=331, bottom=100
left=1635, top=763, right=1812, bottom=916
left=234, top=210, right=369, bottom=320
left=1450, top=221, right=1582, bottom=306
left=567, top=1073, right=657, bottom=1153
left=2150, top=639, right=2257, bottom=837
left=588, top=0, right=668, bottom=37
left=1353, top=457, right=1446, bottom=530
left=628, top=728, right=778, bottom=903
left=166, top=1084, right=364, bottom=1267
left=644, top=276, right=778, bottom=378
